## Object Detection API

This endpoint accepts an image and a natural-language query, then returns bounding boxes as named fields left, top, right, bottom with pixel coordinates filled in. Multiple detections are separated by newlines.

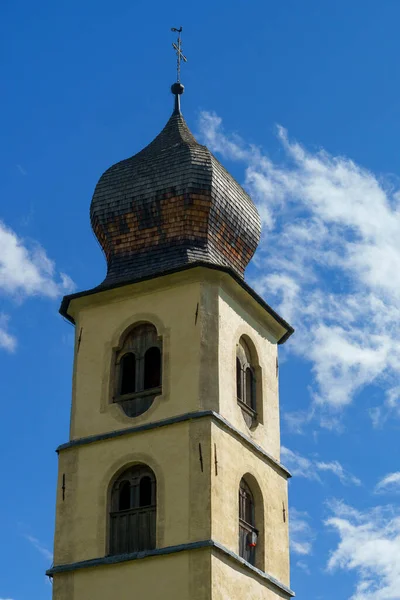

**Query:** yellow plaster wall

left=53, top=549, right=211, bottom=600
left=66, top=268, right=284, bottom=454
left=69, top=274, right=205, bottom=440
left=211, top=422, right=290, bottom=586
left=53, top=267, right=291, bottom=600
left=53, top=419, right=212, bottom=566
left=211, top=553, right=290, bottom=600
left=217, top=284, right=281, bottom=460
left=54, top=417, right=289, bottom=589
left=52, top=548, right=292, bottom=600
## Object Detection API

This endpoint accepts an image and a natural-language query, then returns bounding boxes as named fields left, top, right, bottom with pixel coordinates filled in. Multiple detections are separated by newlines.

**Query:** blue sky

left=1, top=1, right=400, bottom=598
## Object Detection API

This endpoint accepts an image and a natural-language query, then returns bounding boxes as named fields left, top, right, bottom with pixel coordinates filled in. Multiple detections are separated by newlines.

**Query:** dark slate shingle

left=90, top=110, right=261, bottom=288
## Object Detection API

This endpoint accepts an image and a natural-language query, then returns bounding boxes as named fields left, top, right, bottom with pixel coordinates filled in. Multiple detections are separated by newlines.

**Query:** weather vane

left=171, top=27, right=187, bottom=83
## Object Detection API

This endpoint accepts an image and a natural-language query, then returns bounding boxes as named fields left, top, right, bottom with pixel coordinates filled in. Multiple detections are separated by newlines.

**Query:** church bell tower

left=48, top=46, right=295, bottom=599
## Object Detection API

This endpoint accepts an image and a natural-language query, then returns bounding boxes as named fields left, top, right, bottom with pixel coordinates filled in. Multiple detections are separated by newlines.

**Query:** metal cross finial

left=171, top=26, right=187, bottom=82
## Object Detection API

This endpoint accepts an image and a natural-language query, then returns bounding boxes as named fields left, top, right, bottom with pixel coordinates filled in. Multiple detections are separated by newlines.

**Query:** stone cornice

left=59, top=263, right=294, bottom=344
left=57, top=410, right=291, bottom=479
left=46, top=539, right=295, bottom=597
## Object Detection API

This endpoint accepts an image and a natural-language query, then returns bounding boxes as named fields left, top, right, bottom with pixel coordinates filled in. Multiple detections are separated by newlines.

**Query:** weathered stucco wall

left=54, top=418, right=211, bottom=566
left=211, top=552, right=290, bottom=600
left=211, top=421, right=290, bottom=585
left=69, top=273, right=205, bottom=440
left=217, top=284, right=281, bottom=460
left=52, top=267, right=291, bottom=599
left=66, top=267, right=284, bottom=452
left=52, top=549, right=211, bottom=600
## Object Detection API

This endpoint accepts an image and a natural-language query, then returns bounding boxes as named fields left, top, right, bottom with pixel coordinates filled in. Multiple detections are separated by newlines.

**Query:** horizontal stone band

left=57, top=409, right=291, bottom=479
left=46, top=538, right=294, bottom=598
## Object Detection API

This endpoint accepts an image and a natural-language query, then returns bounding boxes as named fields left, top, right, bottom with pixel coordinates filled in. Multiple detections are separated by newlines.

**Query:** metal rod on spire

left=171, top=26, right=187, bottom=83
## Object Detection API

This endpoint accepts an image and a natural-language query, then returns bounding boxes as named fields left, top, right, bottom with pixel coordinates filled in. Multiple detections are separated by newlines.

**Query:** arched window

left=236, top=337, right=259, bottom=427
left=114, top=323, right=162, bottom=417
left=109, top=465, right=156, bottom=555
left=239, top=478, right=258, bottom=566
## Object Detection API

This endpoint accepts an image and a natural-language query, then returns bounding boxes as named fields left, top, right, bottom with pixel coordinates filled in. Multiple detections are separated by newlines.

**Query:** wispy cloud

left=296, top=560, right=311, bottom=575
left=16, top=164, right=27, bottom=176
left=325, top=500, right=400, bottom=600
left=290, top=508, right=315, bottom=556
left=19, top=203, right=35, bottom=228
left=316, top=461, right=361, bottom=486
left=0, top=314, right=16, bottom=352
left=198, top=111, right=400, bottom=427
left=24, top=534, right=53, bottom=562
left=281, top=446, right=361, bottom=486
left=281, top=446, right=319, bottom=481
left=375, top=472, right=400, bottom=494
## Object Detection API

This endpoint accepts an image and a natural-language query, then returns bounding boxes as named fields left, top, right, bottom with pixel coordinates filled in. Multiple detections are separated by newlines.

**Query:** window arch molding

left=109, top=313, right=167, bottom=367
left=235, top=332, right=263, bottom=428
left=115, top=315, right=164, bottom=349
left=237, top=472, right=265, bottom=571
left=109, top=316, right=169, bottom=419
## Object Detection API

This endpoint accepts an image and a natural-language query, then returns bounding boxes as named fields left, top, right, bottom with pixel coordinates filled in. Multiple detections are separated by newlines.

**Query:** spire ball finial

left=171, top=82, right=184, bottom=95
left=171, top=82, right=184, bottom=114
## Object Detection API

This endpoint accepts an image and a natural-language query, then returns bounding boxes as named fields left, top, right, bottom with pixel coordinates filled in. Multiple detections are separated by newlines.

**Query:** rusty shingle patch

left=90, top=111, right=261, bottom=288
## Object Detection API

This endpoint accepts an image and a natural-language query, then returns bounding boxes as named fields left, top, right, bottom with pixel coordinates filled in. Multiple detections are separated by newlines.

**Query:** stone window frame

left=239, top=478, right=257, bottom=565
left=109, top=464, right=157, bottom=556
left=236, top=335, right=262, bottom=428
left=237, top=473, right=265, bottom=571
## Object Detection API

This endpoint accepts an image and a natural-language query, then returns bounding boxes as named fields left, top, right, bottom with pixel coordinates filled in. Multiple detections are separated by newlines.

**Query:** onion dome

left=90, top=85, right=261, bottom=288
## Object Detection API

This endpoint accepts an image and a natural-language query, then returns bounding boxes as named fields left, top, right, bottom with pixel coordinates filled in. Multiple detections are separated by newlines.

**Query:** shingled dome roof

left=90, top=89, right=261, bottom=288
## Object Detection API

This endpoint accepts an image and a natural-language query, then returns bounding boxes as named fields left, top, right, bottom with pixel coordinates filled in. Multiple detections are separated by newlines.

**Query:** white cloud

left=281, top=446, right=360, bottom=486
left=290, top=508, right=315, bottom=556
left=296, top=560, right=311, bottom=575
left=0, top=221, right=74, bottom=352
left=198, top=112, right=400, bottom=425
left=281, top=446, right=320, bottom=481
left=376, top=472, right=400, bottom=494
left=25, top=534, right=53, bottom=562
left=325, top=500, right=400, bottom=600
left=0, top=221, right=74, bottom=299
left=0, top=314, right=16, bottom=352
left=316, top=461, right=361, bottom=487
